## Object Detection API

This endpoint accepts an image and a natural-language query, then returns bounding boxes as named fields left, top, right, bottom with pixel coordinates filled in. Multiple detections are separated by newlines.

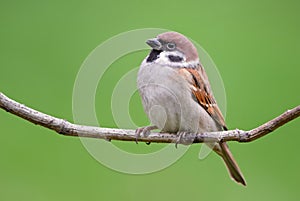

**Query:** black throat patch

left=146, top=49, right=162, bottom=62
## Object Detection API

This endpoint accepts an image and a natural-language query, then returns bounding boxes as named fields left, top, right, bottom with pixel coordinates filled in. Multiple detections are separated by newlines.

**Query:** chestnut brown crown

left=156, top=32, right=199, bottom=62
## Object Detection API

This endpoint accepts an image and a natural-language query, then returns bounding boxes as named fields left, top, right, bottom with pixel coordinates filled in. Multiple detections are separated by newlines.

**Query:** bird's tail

left=215, top=142, right=246, bottom=186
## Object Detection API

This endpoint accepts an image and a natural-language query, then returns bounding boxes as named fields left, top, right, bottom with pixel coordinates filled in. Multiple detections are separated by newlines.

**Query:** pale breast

left=137, top=62, right=220, bottom=133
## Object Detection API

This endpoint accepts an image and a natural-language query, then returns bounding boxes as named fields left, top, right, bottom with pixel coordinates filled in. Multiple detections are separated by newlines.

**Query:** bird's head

left=145, top=31, right=199, bottom=67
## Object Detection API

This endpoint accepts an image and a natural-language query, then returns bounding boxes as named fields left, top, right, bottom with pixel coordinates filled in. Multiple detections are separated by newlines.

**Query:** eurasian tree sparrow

left=136, top=31, right=246, bottom=186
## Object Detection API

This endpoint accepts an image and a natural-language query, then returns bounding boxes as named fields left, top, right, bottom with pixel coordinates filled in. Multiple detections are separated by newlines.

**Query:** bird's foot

left=175, top=132, right=193, bottom=148
left=135, top=125, right=158, bottom=145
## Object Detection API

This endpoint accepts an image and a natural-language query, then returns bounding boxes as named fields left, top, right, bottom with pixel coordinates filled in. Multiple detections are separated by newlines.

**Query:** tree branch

left=0, top=92, right=299, bottom=144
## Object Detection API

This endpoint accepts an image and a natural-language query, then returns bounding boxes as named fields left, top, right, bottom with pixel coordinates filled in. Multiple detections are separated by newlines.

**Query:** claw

left=175, top=132, right=185, bottom=148
left=135, top=125, right=158, bottom=144
left=175, top=132, right=193, bottom=148
left=135, top=127, right=143, bottom=144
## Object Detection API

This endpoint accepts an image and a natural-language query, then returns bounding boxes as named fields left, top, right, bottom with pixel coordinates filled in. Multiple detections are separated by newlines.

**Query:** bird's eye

left=166, top=43, right=176, bottom=50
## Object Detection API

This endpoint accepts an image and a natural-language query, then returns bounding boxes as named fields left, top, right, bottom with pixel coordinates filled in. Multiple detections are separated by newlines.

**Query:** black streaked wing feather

left=179, top=65, right=227, bottom=130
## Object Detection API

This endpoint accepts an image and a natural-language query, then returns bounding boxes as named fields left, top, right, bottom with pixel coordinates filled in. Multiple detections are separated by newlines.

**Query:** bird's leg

left=135, top=125, right=158, bottom=144
left=175, top=132, right=186, bottom=148
left=175, top=132, right=194, bottom=148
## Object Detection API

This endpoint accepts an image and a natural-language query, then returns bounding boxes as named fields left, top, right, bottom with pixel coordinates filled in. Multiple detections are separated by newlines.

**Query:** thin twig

left=0, top=92, right=299, bottom=144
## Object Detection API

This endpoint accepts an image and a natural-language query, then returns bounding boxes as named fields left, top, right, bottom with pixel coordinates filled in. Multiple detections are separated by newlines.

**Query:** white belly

left=137, top=62, right=220, bottom=133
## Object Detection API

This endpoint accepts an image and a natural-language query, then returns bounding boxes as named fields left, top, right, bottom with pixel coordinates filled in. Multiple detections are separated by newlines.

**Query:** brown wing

left=179, top=65, right=227, bottom=130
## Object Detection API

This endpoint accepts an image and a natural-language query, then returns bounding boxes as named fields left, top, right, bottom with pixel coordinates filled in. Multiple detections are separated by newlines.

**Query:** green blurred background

left=1, top=0, right=300, bottom=200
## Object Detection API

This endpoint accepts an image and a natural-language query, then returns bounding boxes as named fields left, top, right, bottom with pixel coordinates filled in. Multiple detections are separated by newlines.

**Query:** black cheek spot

left=168, top=55, right=183, bottom=62
left=146, top=49, right=162, bottom=62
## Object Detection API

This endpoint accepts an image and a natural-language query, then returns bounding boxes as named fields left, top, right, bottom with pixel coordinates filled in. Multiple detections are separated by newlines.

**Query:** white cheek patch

left=159, top=51, right=186, bottom=62
left=143, top=50, right=199, bottom=68
left=142, top=50, right=200, bottom=68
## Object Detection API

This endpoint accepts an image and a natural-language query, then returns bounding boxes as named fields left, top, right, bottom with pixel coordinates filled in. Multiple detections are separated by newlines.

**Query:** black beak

left=146, top=38, right=162, bottom=50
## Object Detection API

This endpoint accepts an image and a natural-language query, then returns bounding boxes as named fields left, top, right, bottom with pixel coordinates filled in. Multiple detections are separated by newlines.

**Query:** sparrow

left=136, top=31, right=246, bottom=186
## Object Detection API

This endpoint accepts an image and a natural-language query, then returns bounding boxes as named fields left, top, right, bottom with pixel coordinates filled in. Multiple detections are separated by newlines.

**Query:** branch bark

left=0, top=92, right=299, bottom=144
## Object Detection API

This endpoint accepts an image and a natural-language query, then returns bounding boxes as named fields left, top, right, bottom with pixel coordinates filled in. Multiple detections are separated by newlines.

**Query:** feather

left=179, top=65, right=227, bottom=130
